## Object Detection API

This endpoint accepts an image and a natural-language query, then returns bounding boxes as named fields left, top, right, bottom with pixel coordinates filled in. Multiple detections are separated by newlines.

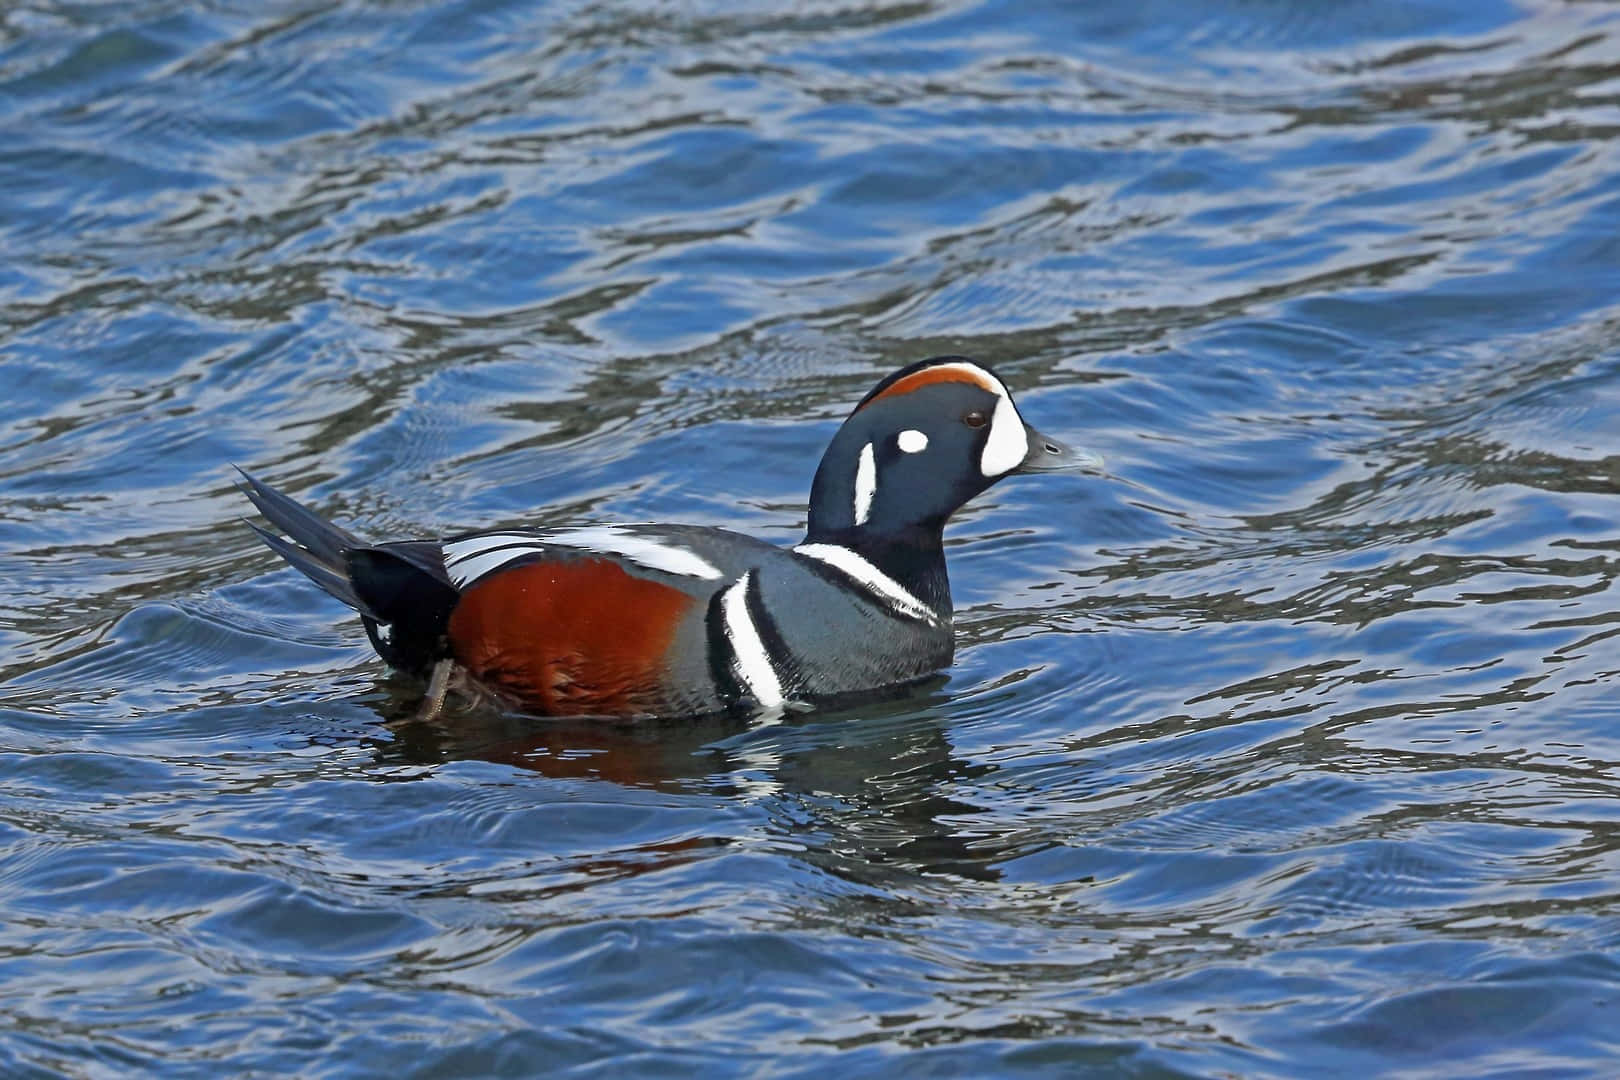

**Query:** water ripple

left=5, top=0, right=1620, bottom=1075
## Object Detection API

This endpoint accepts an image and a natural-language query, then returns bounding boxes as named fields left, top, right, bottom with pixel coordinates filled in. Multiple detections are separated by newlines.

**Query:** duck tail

left=235, top=467, right=372, bottom=616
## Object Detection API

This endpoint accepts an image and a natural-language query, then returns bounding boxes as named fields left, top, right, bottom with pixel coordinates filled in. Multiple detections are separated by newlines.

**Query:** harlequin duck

left=239, top=356, right=1100, bottom=718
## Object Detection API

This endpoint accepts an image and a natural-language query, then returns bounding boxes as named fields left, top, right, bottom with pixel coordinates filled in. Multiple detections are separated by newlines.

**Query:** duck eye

left=962, top=410, right=989, bottom=429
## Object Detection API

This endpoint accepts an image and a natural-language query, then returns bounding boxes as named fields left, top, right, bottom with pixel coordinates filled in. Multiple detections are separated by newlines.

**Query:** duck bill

left=1016, top=425, right=1104, bottom=473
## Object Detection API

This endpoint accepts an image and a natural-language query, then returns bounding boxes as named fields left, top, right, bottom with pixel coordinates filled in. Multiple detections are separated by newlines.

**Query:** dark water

left=5, top=0, right=1620, bottom=1074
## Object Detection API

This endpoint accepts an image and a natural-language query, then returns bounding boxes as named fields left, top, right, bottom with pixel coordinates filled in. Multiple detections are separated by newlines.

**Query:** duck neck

left=802, top=520, right=953, bottom=615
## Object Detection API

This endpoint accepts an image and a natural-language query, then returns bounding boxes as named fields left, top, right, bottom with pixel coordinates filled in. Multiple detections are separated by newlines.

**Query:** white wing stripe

left=545, top=527, right=723, bottom=580
left=720, top=572, right=784, bottom=708
left=442, top=527, right=724, bottom=586
left=443, top=533, right=546, bottom=566
left=447, top=546, right=542, bottom=588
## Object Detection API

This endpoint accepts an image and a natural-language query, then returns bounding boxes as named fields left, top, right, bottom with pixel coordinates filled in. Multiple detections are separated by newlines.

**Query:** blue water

left=5, top=0, right=1620, bottom=1075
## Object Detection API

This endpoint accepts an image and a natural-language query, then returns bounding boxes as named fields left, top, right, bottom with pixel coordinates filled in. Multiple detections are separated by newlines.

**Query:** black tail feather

left=243, top=519, right=369, bottom=614
left=238, top=468, right=458, bottom=676
left=235, top=467, right=361, bottom=567
left=237, top=468, right=371, bottom=614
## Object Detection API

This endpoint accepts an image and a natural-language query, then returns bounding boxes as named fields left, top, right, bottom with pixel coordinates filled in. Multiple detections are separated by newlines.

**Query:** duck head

left=805, top=355, right=1100, bottom=545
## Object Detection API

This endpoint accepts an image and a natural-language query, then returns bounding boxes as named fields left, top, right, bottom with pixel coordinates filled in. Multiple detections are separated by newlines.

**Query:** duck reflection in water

left=367, top=674, right=1005, bottom=885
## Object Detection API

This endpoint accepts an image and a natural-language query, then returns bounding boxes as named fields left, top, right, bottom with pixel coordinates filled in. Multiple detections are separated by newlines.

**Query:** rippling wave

left=4, top=0, right=1620, bottom=1074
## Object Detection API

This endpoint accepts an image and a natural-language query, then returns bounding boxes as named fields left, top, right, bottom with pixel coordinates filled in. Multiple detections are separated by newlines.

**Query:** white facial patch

left=979, top=392, right=1028, bottom=477
left=897, top=429, right=928, bottom=454
left=890, top=359, right=1027, bottom=477
left=853, top=441, right=876, bottom=525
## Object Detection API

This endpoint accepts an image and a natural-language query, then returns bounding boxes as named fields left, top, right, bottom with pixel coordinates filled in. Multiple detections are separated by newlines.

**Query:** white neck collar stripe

left=792, top=543, right=942, bottom=626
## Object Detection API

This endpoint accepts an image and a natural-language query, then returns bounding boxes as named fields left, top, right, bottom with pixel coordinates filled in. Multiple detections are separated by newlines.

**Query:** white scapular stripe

left=444, top=546, right=540, bottom=588
left=980, top=392, right=1028, bottom=477
left=441, top=527, right=723, bottom=588
left=720, top=572, right=784, bottom=708
left=443, top=532, right=543, bottom=564
left=853, top=442, right=876, bottom=526
left=544, top=527, right=723, bottom=579
left=897, top=428, right=928, bottom=453
left=793, top=543, right=941, bottom=625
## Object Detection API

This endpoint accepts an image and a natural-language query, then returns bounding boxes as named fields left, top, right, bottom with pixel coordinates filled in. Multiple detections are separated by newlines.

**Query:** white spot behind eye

left=897, top=429, right=928, bottom=454
left=854, top=442, right=876, bottom=525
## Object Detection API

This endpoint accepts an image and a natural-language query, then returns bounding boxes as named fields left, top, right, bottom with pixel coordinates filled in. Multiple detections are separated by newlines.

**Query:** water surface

left=4, top=0, right=1620, bottom=1075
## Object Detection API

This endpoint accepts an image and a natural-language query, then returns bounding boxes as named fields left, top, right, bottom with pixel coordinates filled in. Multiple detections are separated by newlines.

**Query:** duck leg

left=416, top=657, right=456, bottom=721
